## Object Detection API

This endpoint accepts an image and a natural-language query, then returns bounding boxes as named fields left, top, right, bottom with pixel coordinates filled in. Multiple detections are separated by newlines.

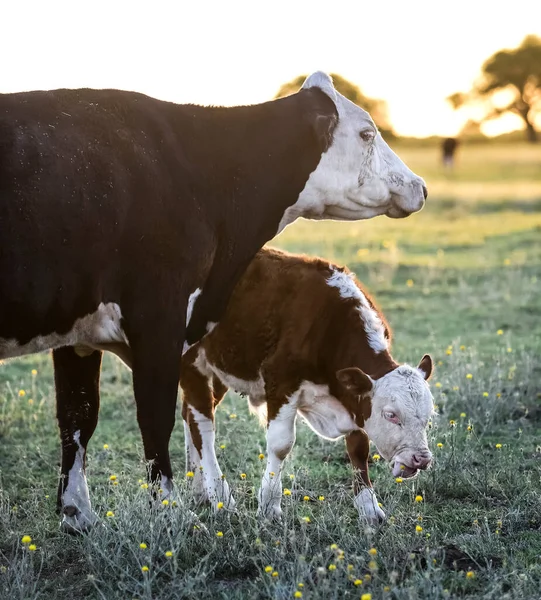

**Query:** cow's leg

left=53, top=346, right=102, bottom=533
left=181, top=369, right=234, bottom=509
left=129, top=336, right=181, bottom=499
left=346, top=429, right=386, bottom=525
left=258, top=399, right=297, bottom=520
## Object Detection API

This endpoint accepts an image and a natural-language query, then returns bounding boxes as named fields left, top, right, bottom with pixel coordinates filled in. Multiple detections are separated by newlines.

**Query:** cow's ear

left=313, top=113, right=338, bottom=152
left=336, top=367, right=373, bottom=395
left=417, top=354, right=433, bottom=380
left=302, top=71, right=337, bottom=103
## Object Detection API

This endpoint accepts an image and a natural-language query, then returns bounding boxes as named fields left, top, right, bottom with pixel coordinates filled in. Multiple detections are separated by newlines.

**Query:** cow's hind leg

left=54, top=346, right=102, bottom=533
left=346, top=430, right=386, bottom=525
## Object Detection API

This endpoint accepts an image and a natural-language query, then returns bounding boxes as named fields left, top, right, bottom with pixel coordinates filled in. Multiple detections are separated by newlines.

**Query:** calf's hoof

left=60, top=505, right=98, bottom=534
left=354, top=488, right=386, bottom=526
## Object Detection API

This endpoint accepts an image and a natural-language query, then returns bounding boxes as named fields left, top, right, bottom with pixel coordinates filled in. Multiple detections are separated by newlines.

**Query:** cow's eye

left=359, top=129, right=375, bottom=142
left=384, top=411, right=400, bottom=424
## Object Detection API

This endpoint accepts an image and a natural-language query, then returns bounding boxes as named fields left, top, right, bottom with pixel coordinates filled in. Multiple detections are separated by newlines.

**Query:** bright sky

left=1, top=0, right=539, bottom=137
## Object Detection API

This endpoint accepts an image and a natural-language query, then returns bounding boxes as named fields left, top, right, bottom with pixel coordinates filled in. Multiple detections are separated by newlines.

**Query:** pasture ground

left=1, top=142, right=540, bottom=599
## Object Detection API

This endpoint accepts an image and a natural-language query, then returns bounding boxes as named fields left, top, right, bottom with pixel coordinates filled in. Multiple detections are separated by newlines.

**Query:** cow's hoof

left=60, top=505, right=98, bottom=534
left=354, top=488, right=386, bottom=526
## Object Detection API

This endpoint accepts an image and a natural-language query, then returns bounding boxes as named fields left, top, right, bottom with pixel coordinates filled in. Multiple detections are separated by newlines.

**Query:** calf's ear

left=336, top=367, right=373, bottom=395
left=417, top=354, right=433, bottom=380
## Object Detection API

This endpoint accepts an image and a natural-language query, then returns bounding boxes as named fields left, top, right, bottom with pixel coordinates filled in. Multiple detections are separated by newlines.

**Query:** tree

left=276, top=74, right=393, bottom=138
left=448, top=35, right=541, bottom=143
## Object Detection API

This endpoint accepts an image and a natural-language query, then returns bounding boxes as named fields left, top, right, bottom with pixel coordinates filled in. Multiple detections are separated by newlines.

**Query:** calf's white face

left=362, top=357, right=434, bottom=478
left=279, top=72, right=427, bottom=231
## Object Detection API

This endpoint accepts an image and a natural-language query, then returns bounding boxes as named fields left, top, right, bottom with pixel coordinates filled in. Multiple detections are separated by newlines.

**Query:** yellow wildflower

left=186, top=471, right=194, bottom=478
left=216, top=531, right=223, bottom=538
left=141, top=483, right=149, bottom=489
left=259, top=453, right=265, bottom=460
left=283, top=488, right=291, bottom=496
left=162, top=499, right=169, bottom=506
left=460, top=412, right=466, bottom=418
left=229, top=413, right=237, bottom=419
left=272, top=571, right=278, bottom=578
left=395, top=477, right=403, bottom=483
left=265, top=566, right=273, bottom=573
left=216, top=502, right=224, bottom=510
left=31, top=369, right=38, bottom=375
left=368, top=560, right=378, bottom=570
left=437, top=443, right=444, bottom=448
left=460, top=345, right=466, bottom=351
left=139, top=543, right=147, bottom=549
left=141, top=565, right=149, bottom=573
left=220, top=444, right=226, bottom=449
left=294, top=592, right=303, bottom=598
left=240, top=473, right=246, bottom=480
left=497, top=329, right=503, bottom=335
left=328, top=564, right=336, bottom=571
left=446, top=349, right=452, bottom=356
left=21, top=535, right=32, bottom=544
left=466, top=571, right=475, bottom=579
left=435, top=382, right=442, bottom=388
left=18, top=390, right=25, bottom=397
left=406, top=279, right=414, bottom=287
left=466, top=373, right=473, bottom=379
left=368, top=547, right=377, bottom=556
left=361, top=594, right=372, bottom=600
left=165, top=551, right=173, bottom=558
left=106, top=511, right=114, bottom=517
left=416, top=525, right=423, bottom=533
left=318, top=495, right=325, bottom=501
left=109, top=474, right=117, bottom=481
left=302, top=516, right=311, bottom=523
left=354, top=579, right=363, bottom=586
left=103, top=444, right=109, bottom=450
left=495, top=443, right=502, bottom=449
left=303, top=495, right=310, bottom=502
left=28, top=544, right=37, bottom=551
left=483, top=392, right=489, bottom=397
left=372, top=454, right=380, bottom=461
left=415, top=495, right=423, bottom=503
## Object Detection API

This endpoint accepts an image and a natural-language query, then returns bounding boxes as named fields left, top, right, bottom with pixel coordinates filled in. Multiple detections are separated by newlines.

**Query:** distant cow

left=180, top=247, right=434, bottom=524
left=0, top=72, right=427, bottom=531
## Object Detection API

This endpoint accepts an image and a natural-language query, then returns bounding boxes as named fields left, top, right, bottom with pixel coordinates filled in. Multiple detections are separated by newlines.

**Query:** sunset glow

left=1, top=0, right=539, bottom=137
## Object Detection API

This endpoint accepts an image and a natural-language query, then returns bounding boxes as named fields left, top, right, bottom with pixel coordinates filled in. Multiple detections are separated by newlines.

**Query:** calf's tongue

left=392, top=462, right=404, bottom=477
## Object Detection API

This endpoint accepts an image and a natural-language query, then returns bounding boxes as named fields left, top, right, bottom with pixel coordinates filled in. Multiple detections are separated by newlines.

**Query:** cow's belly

left=0, top=302, right=128, bottom=360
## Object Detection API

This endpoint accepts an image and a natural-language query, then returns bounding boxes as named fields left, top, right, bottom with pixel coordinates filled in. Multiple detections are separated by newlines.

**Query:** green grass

left=1, top=142, right=541, bottom=599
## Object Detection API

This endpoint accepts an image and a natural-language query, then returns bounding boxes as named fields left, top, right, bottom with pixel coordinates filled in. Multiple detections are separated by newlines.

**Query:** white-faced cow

left=180, top=248, right=435, bottom=524
left=0, top=72, right=427, bottom=532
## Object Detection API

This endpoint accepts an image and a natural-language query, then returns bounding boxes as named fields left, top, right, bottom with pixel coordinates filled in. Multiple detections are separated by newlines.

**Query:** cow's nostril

left=422, top=185, right=428, bottom=200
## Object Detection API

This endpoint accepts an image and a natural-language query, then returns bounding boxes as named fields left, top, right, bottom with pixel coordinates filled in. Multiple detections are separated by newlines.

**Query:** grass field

left=1, top=142, right=541, bottom=600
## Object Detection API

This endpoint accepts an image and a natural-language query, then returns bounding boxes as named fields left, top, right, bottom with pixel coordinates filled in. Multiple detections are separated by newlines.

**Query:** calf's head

left=284, top=72, right=427, bottom=228
left=338, top=355, right=434, bottom=478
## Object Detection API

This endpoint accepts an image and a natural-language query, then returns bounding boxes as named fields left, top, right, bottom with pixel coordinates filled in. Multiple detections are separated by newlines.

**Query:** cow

left=0, top=72, right=427, bottom=532
left=180, top=247, right=435, bottom=524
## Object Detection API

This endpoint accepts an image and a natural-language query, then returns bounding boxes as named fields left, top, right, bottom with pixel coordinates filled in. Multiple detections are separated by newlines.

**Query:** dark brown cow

left=0, top=72, right=427, bottom=531
left=180, top=247, right=434, bottom=524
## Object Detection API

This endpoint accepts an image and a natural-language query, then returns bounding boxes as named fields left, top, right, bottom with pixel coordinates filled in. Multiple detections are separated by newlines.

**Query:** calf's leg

left=181, top=369, right=234, bottom=509
left=346, top=429, right=386, bottom=524
left=258, top=400, right=297, bottom=520
left=54, top=347, right=102, bottom=533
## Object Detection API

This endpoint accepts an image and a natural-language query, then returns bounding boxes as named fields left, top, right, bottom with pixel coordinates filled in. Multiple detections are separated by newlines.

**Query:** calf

left=1, top=72, right=427, bottom=531
left=181, top=248, right=434, bottom=523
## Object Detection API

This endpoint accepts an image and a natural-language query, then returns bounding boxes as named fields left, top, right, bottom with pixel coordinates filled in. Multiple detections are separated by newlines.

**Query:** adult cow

left=0, top=72, right=427, bottom=531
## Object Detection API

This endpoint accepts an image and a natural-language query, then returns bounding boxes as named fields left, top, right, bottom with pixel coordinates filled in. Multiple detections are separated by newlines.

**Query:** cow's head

left=338, top=355, right=434, bottom=478
left=279, top=72, right=427, bottom=230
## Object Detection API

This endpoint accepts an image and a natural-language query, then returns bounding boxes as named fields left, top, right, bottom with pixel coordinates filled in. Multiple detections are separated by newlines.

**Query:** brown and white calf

left=180, top=247, right=434, bottom=524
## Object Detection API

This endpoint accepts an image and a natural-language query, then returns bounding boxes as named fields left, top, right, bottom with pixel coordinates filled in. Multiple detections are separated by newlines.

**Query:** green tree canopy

left=448, top=35, right=541, bottom=142
left=276, top=73, right=393, bottom=138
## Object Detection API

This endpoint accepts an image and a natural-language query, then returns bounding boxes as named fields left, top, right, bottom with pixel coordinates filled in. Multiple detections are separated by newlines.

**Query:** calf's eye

left=384, top=411, right=400, bottom=424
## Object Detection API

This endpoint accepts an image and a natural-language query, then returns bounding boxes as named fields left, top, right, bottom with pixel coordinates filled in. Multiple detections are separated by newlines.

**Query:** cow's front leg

left=258, top=400, right=297, bottom=520
left=53, top=347, right=102, bottom=533
left=346, top=430, right=386, bottom=525
left=181, top=402, right=207, bottom=503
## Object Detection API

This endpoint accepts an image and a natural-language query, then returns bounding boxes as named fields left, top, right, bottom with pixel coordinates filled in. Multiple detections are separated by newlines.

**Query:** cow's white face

left=278, top=72, right=427, bottom=231
left=362, top=359, right=434, bottom=478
